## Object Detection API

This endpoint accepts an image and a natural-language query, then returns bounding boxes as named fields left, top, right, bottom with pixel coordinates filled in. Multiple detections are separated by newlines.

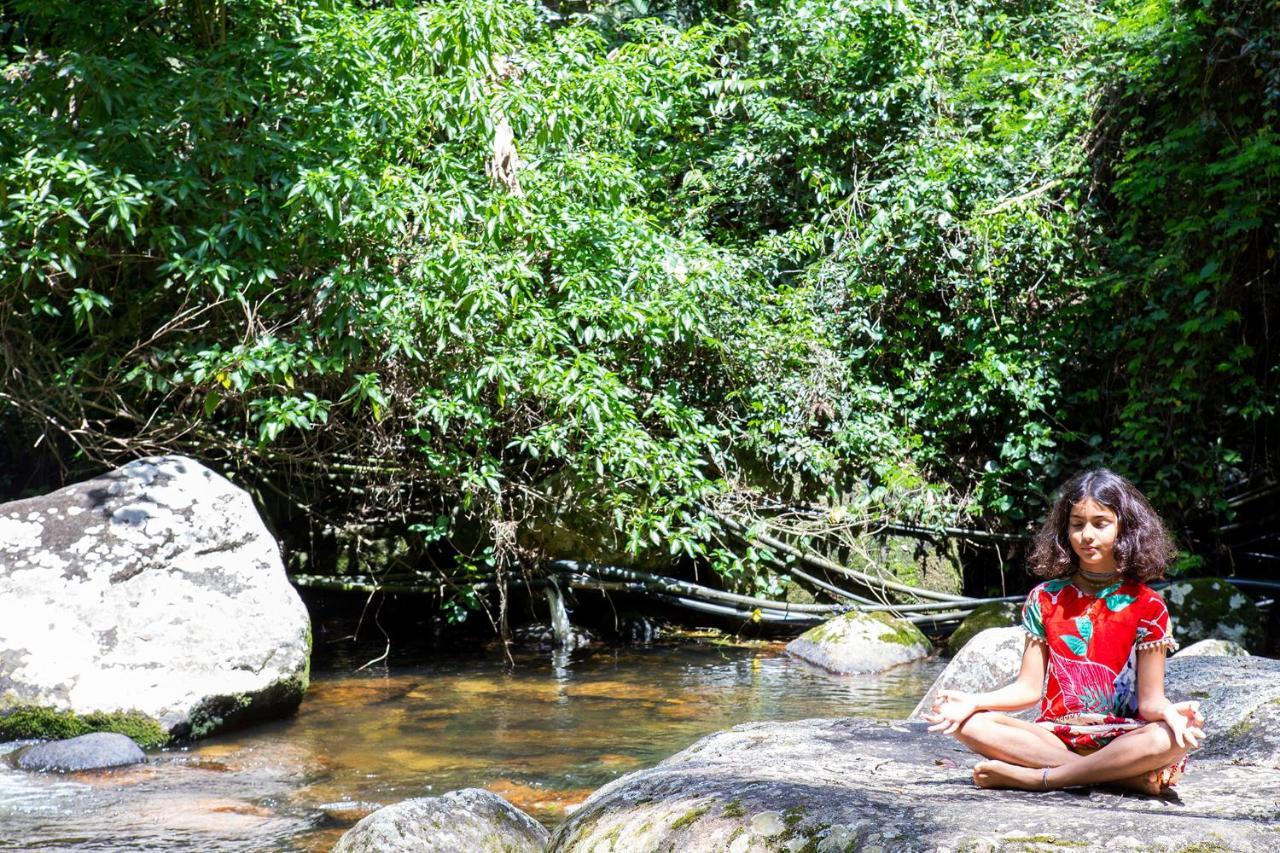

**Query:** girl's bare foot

left=1112, top=769, right=1162, bottom=796
left=972, top=760, right=1044, bottom=790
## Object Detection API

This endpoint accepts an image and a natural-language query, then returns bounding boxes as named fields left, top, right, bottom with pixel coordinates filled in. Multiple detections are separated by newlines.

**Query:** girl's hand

left=925, top=689, right=979, bottom=734
left=1162, top=701, right=1206, bottom=749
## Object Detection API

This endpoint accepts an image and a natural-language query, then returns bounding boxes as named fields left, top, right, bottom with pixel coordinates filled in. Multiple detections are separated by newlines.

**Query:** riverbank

left=0, top=640, right=944, bottom=851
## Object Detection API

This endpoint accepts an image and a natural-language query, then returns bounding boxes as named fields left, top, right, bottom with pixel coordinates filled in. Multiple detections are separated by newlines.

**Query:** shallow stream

left=0, top=640, right=942, bottom=851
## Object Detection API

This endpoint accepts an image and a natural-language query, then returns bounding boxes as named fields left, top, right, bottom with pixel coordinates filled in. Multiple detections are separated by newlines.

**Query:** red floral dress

left=1021, top=578, right=1179, bottom=756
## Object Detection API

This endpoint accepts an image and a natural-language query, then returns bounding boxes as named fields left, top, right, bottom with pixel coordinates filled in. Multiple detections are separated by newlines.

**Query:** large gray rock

left=15, top=732, right=145, bottom=772
left=1164, top=578, right=1264, bottom=651
left=0, top=456, right=311, bottom=745
left=1164, top=655, right=1280, bottom=767
left=550, top=657, right=1280, bottom=852
left=332, top=788, right=549, bottom=853
left=786, top=611, right=932, bottom=675
left=909, top=626, right=1027, bottom=721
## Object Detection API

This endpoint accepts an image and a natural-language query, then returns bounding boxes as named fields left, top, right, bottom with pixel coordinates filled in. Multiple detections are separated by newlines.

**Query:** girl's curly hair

left=1029, top=468, right=1177, bottom=583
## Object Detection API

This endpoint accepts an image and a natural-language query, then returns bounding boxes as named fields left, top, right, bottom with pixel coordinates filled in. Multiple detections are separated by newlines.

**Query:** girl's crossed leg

left=951, top=713, right=1185, bottom=795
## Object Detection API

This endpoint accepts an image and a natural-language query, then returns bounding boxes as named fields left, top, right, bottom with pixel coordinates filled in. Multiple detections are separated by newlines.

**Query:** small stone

left=751, top=810, right=786, bottom=837
left=333, top=789, right=547, bottom=853
left=16, top=732, right=145, bottom=772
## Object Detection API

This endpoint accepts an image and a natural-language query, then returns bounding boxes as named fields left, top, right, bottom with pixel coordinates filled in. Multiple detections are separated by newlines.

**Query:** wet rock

left=1174, top=638, right=1250, bottom=657
left=909, top=627, right=1026, bottom=721
left=1163, top=578, right=1263, bottom=651
left=332, top=788, right=549, bottom=853
left=549, top=663, right=1280, bottom=853
left=786, top=611, right=932, bottom=675
left=0, top=456, right=311, bottom=745
left=509, top=623, right=595, bottom=651
left=14, top=732, right=145, bottom=772
left=945, top=601, right=1020, bottom=656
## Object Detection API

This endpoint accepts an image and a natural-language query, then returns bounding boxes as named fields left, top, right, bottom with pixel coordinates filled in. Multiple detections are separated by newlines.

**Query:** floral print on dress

left=1020, top=579, right=1175, bottom=724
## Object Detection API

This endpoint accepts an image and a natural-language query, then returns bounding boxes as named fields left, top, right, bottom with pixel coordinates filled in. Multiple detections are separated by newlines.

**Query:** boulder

left=786, top=611, right=932, bottom=675
left=332, top=788, right=549, bottom=853
left=909, top=626, right=1026, bottom=721
left=550, top=657, right=1280, bottom=851
left=0, top=456, right=311, bottom=746
left=14, top=732, right=146, bottom=772
left=1164, top=655, right=1280, bottom=767
left=1163, top=578, right=1263, bottom=651
left=945, top=600, right=1021, bottom=656
left=1174, top=638, right=1250, bottom=657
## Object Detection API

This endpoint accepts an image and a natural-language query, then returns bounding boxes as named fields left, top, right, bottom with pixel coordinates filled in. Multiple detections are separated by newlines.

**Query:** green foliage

left=0, top=706, right=169, bottom=749
left=1, top=0, right=1274, bottom=611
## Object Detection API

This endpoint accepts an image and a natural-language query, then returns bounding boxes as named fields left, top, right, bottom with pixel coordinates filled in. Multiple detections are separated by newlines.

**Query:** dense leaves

left=1, top=0, right=1274, bottom=602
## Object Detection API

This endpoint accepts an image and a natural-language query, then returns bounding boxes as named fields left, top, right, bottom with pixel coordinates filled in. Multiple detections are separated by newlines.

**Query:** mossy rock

left=0, top=706, right=168, bottom=749
left=946, top=601, right=1021, bottom=656
left=786, top=610, right=932, bottom=675
left=1163, top=578, right=1263, bottom=651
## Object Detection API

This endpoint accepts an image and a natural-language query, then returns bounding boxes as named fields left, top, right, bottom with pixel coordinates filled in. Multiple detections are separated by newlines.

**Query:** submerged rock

left=1163, top=578, right=1263, bottom=651
left=786, top=610, right=932, bottom=675
left=945, top=600, right=1020, bottom=655
left=0, top=456, right=311, bottom=745
left=14, top=732, right=145, bottom=772
left=332, top=788, right=549, bottom=853
left=909, top=626, right=1026, bottom=721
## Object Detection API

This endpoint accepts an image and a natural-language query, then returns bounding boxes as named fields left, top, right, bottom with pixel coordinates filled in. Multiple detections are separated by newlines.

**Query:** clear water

left=0, top=640, right=942, bottom=851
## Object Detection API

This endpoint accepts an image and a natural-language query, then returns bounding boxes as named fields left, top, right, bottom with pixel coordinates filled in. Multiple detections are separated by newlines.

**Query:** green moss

left=996, top=836, right=1087, bottom=848
left=0, top=706, right=168, bottom=749
left=870, top=610, right=929, bottom=647
left=783, top=804, right=807, bottom=829
left=1173, top=842, right=1233, bottom=853
left=670, top=804, right=711, bottom=830
left=721, top=799, right=745, bottom=818
left=946, top=601, right=1021, bottom=655
left=1165, top=578, right=1263, bottom=650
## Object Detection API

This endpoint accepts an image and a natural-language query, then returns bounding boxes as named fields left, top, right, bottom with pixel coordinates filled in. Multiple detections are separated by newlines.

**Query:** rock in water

left=786, top=611, right=932, bottom=675
left=550, top=659, right=1280, bottom=852
left=332, top=788, right=549, bottom=853
left=909, top=626, right=1026, bottom=721
left=0, top=456, right=311, bottom=745
left=15, top=732, right=145, bottom=772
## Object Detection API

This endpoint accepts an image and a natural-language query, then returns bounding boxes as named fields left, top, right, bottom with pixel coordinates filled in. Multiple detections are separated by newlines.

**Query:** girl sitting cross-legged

left=925, top=468, right=1205, bottom=794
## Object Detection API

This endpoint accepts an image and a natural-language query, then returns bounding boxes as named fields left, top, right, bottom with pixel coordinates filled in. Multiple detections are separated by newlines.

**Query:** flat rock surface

left=0, top=455, right=311, bottom=740
left=14, top=732, right=145, bottom=772
left=550, top=717, right=1280, bottom=852
left=332, top=788, right=550, bottom=853
left=551, top=657, right=1280, bottom=852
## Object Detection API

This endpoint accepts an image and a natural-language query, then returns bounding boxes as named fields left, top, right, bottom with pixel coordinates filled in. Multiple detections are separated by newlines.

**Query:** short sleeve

left=1135, top=589, right=1178, bottom=653
left=1021, top=584, right=1047, bottom=644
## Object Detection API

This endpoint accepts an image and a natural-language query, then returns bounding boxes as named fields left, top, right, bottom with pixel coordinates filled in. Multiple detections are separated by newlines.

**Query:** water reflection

left=0, top=640, right=942, bottom=852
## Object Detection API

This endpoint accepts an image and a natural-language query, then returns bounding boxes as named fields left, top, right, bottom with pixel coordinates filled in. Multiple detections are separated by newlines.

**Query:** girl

left=925, top=469, right=1205, bottom=793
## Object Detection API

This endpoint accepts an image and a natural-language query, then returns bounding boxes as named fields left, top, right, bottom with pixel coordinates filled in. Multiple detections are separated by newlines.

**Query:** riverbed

left=0, top=639, right=943, bottom=851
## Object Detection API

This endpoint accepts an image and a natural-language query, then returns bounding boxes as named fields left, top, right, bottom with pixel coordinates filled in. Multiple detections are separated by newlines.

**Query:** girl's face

left=1068, top=497, right=1119, bottom=573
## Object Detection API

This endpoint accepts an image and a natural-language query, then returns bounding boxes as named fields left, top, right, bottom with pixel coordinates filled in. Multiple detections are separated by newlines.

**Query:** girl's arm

left=926, top=638, right=1047, bottom=733
left=1136, top=647, right=1206, bottom=748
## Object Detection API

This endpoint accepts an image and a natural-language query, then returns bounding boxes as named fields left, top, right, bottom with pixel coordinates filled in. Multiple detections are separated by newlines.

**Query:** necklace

left=1073, top=568, right=1120, bottom=597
